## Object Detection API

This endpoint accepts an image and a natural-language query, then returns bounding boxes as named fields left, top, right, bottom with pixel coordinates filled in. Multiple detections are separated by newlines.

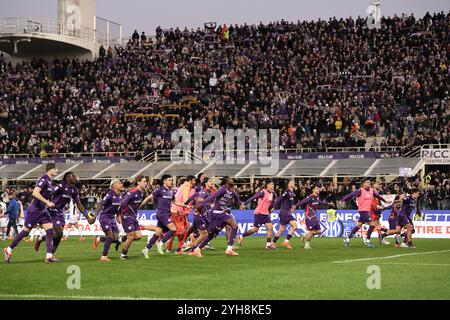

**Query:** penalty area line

left=332, top=249, right=450, bottom=264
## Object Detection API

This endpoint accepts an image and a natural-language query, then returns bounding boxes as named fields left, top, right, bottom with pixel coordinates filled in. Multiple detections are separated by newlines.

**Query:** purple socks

left=348, top=226, right=360, bottom=239
left=45, top=229, right=55, bottom=254
left=161, top=230, right=175, bottom=243
left=146, top=234, right=160, bottom=250
left=228, top=227, right=237, bottom=246
left=103, top=237, right=113, bottom=256
left=366, top=226, right=375, bottom=239
left=9, top=230, right=30, bottom=249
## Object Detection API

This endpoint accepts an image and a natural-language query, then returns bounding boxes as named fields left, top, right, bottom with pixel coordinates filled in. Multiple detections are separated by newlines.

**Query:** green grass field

left=1, top=236, right=450, bottom=300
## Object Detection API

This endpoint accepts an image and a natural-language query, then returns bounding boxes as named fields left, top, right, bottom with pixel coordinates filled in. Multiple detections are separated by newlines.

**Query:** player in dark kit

left=4, top=163, right=59, bottom=263
left=190, top=176, right=244, bottom=257
left=118, top=175, right=148, bottom=260
left=271, top=180, right=298, bottom=249
left=379, top=189, right=419, bottom=249
left=34, top=172, right=90, bottom=257
left=140, top=174, right=191, bottom=258
left=184, top=177, right=214, bottom=254
left=92, top=179, right=124, bottom=261
left=297, top=185, right=335, bottom=249
left=377, top=192, right=406, bottom=247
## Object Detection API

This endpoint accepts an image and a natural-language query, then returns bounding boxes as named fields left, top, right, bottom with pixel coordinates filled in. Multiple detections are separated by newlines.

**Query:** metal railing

left=0, top=17, right=97, bottom=43
left=0, top=17, right=125, bottom=47
left=1, top=144, right=446, bottom=163
left=153, top=145, right=406, bottom=162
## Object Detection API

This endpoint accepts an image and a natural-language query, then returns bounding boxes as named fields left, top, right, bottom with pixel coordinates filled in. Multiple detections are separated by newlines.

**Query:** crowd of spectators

left=1, top=11, right=449, bottom=157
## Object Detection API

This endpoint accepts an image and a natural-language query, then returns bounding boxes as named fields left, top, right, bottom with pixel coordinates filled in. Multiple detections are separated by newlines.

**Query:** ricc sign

left=421, top=148, right=450, bottom=164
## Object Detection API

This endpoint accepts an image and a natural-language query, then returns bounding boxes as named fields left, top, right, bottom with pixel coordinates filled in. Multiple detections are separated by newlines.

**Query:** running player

left=118, top=175, right=149, bottom=260
left=271, top=180, right=297, bottom=249
left=92, top=179, right=124, bottom=261
left=379, top=189, right=419, bottom=248
left=4, top=163, right=59, bottom=263
left=63, top=199, right=85, bottom=241
left=140, top=175, right=190, bottom=258
left=362, top=181, right=387, bottom=246
left=184, top=177, right=214, bottom=253
left=297, top=185, right=335, bottom=249
left=377, top=192, right=405, bottom=247
left=34, top=172, right=90, bottom=256
left=238, top=180, right=277, bottom=250
left=338, top=179, right=390, bottom=248
left=190, top=176, right=244, bottom=257
left=170, top=175, right=196, bottom=255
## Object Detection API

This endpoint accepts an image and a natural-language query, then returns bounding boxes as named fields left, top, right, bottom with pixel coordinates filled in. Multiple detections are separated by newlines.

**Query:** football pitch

left=1, top=237, right=450, bottom=300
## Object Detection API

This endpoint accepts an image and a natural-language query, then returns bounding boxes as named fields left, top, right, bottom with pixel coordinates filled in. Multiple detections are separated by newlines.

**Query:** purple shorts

left=122, top=215, right=140, bottom=233
left=397, top=215, right=412, bottom=227
left=193, top=214, right=208, bottom=231
left=210, top=210, right=234, bottom=231
left=100, top=215, right=119, bottom=234
left=156, top=213, right=172, bottom=232
left=253, top=214, right=271, bottom=227
left=24, top=208, right=52, bottom=229
left=50, top=213, right=65, bottom=228
left=358, top=211, right=371, bottom=224
left=388, top=217, right=398, bottom=230
left=279, top=211, right=295, bottom=225
left=305, top=217, right=321, bottom=231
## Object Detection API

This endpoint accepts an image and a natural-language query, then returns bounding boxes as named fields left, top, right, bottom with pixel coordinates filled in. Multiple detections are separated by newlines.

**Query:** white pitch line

left=0, top=294, right=206, bottom=300
left=332, top=249, right=450, bottom=264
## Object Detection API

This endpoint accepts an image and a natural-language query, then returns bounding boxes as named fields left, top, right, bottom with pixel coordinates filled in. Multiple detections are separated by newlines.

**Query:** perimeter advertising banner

left=62, top=210, right=450, bottom=239
left=421, top=148, right=450, bottom=164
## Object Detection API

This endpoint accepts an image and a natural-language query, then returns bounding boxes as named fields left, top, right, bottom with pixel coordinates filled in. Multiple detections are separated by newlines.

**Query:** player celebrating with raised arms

left=238, top=180, right=277, bottom=250
left=271, top=180, right=297, bottom=249
left=4, top=163, right=59, bottom=263
left=297, top=184, right=335, bottom=249
left=339, top=179, right=390, bottom=248
left=140, top=175, right=190, bottom=258
left=92, top=179, right=124, bottom=261
left=34, top=172, right=91, bottom=257
left=191, top=176, right=244, bottom=257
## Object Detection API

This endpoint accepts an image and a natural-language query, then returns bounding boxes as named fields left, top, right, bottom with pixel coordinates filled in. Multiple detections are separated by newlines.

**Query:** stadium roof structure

left=0, top=157, right=425, bottom=181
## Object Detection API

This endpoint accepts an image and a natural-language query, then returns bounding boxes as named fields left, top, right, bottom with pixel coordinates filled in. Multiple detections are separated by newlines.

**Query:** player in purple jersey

left=118, top=175, right=149, bottom=260
left=34, top=172, right=89, bottom=257
left=4, top=163, right=60, bottom=263
left=183, top=177, right=214, bottom=254
left=271, top=180, right=298, bottom=249
left=238, top=180, right=277, bottom=250
left=377, top=192, right=406, bottom=247
left=140, top=175, right=191, bottom=258
left=379, top=189, right=419, bottom=249
left=190, top=176, right=244, bottom=257
left=297, top=185, right=335, bottom=249
left=92, top=179, right=124, bottom=261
